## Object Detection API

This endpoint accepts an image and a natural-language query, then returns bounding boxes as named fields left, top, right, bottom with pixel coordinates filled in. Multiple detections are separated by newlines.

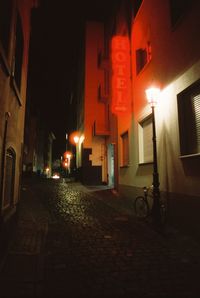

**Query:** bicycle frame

left=135, top=185, right=167, bottom=225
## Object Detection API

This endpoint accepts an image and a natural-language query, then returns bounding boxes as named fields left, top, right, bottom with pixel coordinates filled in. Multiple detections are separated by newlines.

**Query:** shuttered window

left=177, top=80, right=200, bottom=156
left=121, top=131, right=129, bottom=166
left=191, top=94, right=200, bottom=153
left=138, top=115, right=153, bottom=163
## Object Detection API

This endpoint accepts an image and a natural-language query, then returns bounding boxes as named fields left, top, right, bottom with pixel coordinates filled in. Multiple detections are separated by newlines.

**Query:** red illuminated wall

left=84, top=21, right=107, bottom=147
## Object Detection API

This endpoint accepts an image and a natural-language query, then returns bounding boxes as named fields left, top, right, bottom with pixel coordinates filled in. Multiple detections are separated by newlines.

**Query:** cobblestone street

left=0, top=178, right=200, bottom=297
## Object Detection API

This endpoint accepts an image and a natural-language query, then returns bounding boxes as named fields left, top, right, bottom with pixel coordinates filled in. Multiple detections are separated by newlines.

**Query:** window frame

left=138, top=114, right=153, bottom=164
left=120, top=130, right=129, bottom=167
left=135, top=42, right=152, bottom=75
left=177, top=80, right=200, bottom=158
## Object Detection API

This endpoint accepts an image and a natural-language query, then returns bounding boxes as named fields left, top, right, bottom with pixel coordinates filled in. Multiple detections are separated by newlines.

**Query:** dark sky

left=28, top=0, right=120, bottom=159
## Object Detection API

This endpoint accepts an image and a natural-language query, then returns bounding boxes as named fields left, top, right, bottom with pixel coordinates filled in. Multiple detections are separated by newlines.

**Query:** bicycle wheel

left=134, top=196, right=149, bottom=218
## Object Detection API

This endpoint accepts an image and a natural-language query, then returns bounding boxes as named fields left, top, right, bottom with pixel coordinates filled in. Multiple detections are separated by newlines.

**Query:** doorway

left=3, top=148, right=15, bottom=209
left=107, top=143, right=115, bottom=187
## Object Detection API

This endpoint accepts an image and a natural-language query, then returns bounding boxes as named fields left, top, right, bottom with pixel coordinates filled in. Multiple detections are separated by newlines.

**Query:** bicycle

left=134, top=186, right=167, bottom=226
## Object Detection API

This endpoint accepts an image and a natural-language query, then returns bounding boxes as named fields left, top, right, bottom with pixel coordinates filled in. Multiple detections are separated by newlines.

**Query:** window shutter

left=143, top=117, right=153, bottom=163
left=121, top=131, right=129, bottom=166
left=192, top=93, right=200, bottom=152
left=177, top=80, right=200, bottom=156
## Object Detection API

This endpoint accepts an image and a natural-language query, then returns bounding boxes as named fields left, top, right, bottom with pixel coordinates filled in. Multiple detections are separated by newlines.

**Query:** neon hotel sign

left=111, top=36, right=131, bottom=115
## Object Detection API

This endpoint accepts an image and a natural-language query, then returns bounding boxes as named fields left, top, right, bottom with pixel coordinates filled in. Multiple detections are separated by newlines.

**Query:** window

left=3, top=148, right=16, bottom=209
left=136, top=48, right=147, bottom=74
left=138, top=116, right=153, bottom=163
left=121, top=131, right=129, bottom=166
left=177, top=80, right=200, bottom=156
left=136, top=42, right=151, bottom=75
left=14, top=12, right=24, bottom=91
left=98, top=82, right=108, bottom=102
left=0, top=0, right=12, bottom=56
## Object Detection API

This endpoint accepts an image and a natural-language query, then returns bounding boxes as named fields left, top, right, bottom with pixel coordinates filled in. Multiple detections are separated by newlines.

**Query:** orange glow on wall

left=111, top=36, right=131, bottom=115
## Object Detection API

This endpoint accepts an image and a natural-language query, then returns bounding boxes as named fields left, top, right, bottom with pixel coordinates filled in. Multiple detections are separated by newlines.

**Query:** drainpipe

left=114, top=115, right=119, bottom=191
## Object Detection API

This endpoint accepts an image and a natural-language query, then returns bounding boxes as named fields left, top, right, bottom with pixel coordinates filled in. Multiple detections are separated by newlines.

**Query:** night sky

left=28, top=0, right=120, bottom=160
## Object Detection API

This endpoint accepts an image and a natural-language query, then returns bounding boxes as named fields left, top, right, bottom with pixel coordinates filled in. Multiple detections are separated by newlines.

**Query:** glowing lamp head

left=63, top=150, right=72, bottom=159
left=145, top=87, right=160, bottom=107
left=73, top=136, right=79, bottom=144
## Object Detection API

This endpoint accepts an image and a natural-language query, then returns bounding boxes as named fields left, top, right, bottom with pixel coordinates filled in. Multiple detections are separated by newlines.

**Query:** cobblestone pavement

left=0, top=178, right=200, bottom=297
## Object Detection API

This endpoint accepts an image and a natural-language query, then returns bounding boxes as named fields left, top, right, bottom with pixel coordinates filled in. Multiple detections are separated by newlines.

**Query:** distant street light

left=145, top=87, right=161, bottom=226
left=45, top=167, right=50, bottom=178
left=69, top=132, right=85, bottom=171
left=63, top=151, right=72, bottom=176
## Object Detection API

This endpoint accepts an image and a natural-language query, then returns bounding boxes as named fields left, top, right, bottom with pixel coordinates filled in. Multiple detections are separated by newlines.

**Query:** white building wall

left=118, top=0, right=200, bottom=199
left=157, top=60, right=200, bottom=196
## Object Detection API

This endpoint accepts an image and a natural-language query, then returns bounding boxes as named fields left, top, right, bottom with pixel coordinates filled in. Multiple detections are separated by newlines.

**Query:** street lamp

left=73, top=135, right=80, bottom=172
left=63, top=151, right=72, bottom=176
left=145, top=87, right=161, bottom=226
left=45, top=167, right=50, bottom=178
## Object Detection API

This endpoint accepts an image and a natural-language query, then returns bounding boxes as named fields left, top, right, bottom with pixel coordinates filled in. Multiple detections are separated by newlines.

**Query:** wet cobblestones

left=1, top=178, right=200, bottom=297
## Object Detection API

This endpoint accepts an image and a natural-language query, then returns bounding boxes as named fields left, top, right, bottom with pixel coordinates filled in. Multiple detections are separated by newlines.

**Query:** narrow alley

left=0, top=177, right=200, bottom=297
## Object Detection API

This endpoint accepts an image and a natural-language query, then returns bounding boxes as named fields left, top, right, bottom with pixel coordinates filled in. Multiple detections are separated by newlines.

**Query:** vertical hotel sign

left=111, top=36, right=131, bottom=115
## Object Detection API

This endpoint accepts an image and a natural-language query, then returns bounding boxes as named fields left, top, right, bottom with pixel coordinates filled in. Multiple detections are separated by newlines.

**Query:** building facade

left=0, top=0, right=38, bottom=256
left=76, top=21, right=118, bottom=186
left=76, top=0, right=200, bottom=236
left=115, top=0, right=200, bottom=235
left=23, top=110, right=55, bottom=178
